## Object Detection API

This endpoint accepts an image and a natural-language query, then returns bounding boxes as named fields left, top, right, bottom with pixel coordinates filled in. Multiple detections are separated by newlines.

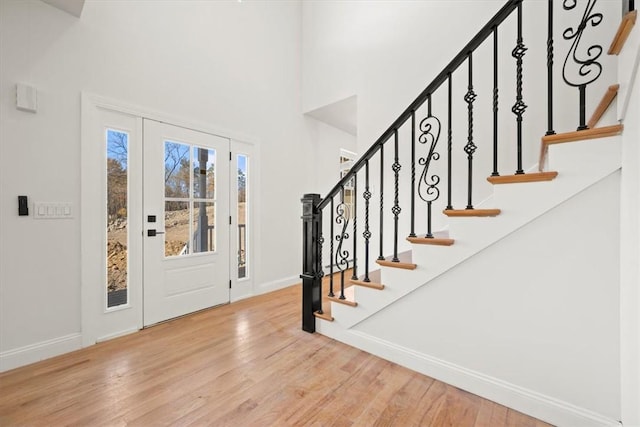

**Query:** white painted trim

left=257, top=275, right=299, bottom=294
left=318, top=324, right=622, bottom=427
left=0, top=334, right=82, bottom=373
left=620, top=41, right=640, bottom=121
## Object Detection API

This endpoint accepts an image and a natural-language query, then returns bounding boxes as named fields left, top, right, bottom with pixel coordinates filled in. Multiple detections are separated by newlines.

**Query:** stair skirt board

left=315, top=325, right=621, bottom=427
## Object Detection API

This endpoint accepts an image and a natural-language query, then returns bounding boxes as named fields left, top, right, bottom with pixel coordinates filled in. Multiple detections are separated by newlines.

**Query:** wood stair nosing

left=350, top=279, right=385, bottom=290
left=587, top=84, right=619, bottom=130
left=443, top=208, right=501, bottom=217
left=486, top=171, right=558, bottom=185
left=314, top=310, right=334, bottom=322
left=375, top=259, right=417, bottom=270
left=406, top=236, right=455, bottom=246
left=608, top=10, right=637, bottom=55
left=327, top=294, right=358, bottom=307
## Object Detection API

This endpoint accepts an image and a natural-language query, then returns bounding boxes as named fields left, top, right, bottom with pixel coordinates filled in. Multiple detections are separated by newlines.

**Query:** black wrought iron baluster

left=447, top=73, right=453, bottom=210
left=562, top=0, right=603, bottom=131
left=631, top=0, right=636, bottom=11
left=512, top=2, right=527, bottom=175
left=378, top=144, right=385, bottom=261
left=464, top=52, right=478, bottom=210
left=492, top=26, right=500, bottom=177
left=329, top=197, right=334, bottom=297
left=351, top=174, right=358, bottom=281
left=418, top=97, right=442, bottom=239
left=363, top=160, right=371, bottom=282
left=316, top=224, right=325, bottom=314
left=547, top=0, right=556, bottom=136
left=335, top=188, right=350, bottom=300
left=392, top=129, right=401, bottom=262
left=410, top=110, right=416, bottom=238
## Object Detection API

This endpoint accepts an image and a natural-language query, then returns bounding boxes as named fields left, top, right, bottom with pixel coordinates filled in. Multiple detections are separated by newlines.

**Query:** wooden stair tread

left=350, top=279, right=385, bottom=290
left=443, top=209, right=501, bottom=217
left=541, top=124, right=623, bottom=145
left=487, top=171, right=558, bottom=184
left=375, top=251, right=416, bottom=270
left=588, top=84, right=619, bottom=129
left=608, top=10, right=637, bottom=55
left=314, top=301, right=333, bottom=321
left=327, top=286, right=357, bottom=306
left=406, top=236, right=455, bottom=246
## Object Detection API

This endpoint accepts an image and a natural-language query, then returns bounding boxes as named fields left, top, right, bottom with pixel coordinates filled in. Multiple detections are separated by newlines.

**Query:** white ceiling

left=41, top=0, right=85, bottom=17
left=305, top=95, right=357, bottom=136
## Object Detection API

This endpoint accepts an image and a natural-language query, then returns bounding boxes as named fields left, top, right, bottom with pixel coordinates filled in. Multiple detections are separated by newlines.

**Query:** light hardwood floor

left=0, top=285, right=552, bottom=426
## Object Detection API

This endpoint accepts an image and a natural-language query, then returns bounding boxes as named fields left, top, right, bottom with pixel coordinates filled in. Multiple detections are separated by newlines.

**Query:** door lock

left=147, top=229, right=165, bottom=237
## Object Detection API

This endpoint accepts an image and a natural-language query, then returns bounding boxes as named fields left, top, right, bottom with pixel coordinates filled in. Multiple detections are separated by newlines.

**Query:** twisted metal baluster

left=391, top=129, right=401, bottom=262
left=363, top=160, right=371, bottom=282
left=418, top=96, right=442, bottom=239
left=546, top=0, right=556, bottom=136
left=464, top=52, right=478, bottom=210
left=562, top=0, right=603, bottom=131
left=378, top=144, right=385, bottom=261
left=335, top=188, right=350, bottom=300
left=447, top=73, right=453, bottom=211
left=512, top=2, right=527, bottom=175
left=329, top=197, right=334, bottom=297
left=410, top=110, right=416, bottom=238
left=492, top=26, right=500, bottom=177
left=351, top=174, right=358, bottom=281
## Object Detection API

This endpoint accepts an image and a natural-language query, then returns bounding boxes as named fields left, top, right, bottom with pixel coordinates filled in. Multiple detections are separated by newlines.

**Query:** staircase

left=301, top=1, right=637, bottom=426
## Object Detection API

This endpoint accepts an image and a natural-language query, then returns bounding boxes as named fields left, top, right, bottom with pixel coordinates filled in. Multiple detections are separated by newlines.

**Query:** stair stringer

left=320, top=134, right=622, bottom=331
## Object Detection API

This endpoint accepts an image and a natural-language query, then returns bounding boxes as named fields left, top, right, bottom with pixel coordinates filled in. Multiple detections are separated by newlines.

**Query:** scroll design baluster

left=335, top=190, right=350, bottom=300
left=328, top=197, right=335, bottom=297
left=417, top=111, right=442, bottom=239
left=391, top=130, right=401, bottom=262
left=562, top=0, right=603, bottom=131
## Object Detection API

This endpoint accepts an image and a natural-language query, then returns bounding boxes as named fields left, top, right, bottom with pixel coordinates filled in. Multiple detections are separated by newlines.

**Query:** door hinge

left=229, top=280, right=232, bottom=289
left=229, top=152, right=232, bottom=161
left=229, top=216, right=232, bottom=225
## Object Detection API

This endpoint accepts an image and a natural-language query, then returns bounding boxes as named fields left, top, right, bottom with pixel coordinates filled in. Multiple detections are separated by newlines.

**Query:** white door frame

left=80, top=93, right=259, bottom=346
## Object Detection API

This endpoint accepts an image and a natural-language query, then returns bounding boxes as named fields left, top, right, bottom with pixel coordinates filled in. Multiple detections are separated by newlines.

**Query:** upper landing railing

left=302, top=0, right=629, bottom=333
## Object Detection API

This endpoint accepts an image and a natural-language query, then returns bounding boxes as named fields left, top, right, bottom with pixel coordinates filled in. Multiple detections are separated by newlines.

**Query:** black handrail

left=317, top=0, right=523, bottom=211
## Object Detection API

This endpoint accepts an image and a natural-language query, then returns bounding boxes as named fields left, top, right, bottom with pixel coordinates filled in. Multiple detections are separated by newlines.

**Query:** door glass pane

left=193, top=147, right=215, bottom=199
left=238, top=155, right=248, bottom=278
left=165, top=141, right=190, bottom=198
left=193, top=202, right=215, bottom=253
left=106, top=129, right=129, bottom=308
left=165, top=201, right=190, bottom=256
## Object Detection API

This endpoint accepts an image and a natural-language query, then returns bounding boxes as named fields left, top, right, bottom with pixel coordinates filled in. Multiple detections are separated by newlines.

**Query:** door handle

left=147, top=229, right=165, bottom=237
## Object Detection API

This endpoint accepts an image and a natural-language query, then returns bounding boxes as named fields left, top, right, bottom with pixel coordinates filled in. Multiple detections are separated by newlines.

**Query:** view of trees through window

left=106, top=129, right=129, bottom=308
left=164, top=142, right=217, bottom=257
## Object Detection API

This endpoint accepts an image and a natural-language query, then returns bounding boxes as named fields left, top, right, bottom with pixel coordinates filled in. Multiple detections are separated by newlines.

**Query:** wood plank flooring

left=0, top=285, right=552, bottom=426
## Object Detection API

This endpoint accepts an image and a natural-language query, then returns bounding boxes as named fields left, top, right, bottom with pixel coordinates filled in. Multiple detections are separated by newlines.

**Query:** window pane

left=165, top=201, right=190, bottom=256
left=107, top=129, right=128, bottom=308
left=193, top=147, right=215, bottom=199
left=238, top=155, right=248, bottom=278
left=165, top=141, right=190, bottom=198
left=193, top=202, right=215, bottom=253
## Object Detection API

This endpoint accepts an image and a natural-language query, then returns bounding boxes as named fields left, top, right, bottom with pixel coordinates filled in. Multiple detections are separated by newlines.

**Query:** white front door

left=143, top=119, right=230, bottom=326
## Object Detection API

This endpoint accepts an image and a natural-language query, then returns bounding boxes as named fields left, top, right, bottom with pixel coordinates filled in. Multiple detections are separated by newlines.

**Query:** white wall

left=619, top=16, right=640, bottom=426
left=356, top=171, right=622, bottom=425
left=0, top=0, right=312, bottom=365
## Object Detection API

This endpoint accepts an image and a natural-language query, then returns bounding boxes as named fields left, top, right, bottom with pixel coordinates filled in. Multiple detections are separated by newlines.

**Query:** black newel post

left=301, top=193, right=323, bottom=333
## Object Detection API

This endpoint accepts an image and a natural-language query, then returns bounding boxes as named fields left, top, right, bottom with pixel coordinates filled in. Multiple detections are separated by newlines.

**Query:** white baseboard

left=96, top=327, right=139, bottom=343
left=257, top=275, right=299, bottom=294
left=0, top=333, right=82, bottom=373
left=318, top=323, right=621, bottom=427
